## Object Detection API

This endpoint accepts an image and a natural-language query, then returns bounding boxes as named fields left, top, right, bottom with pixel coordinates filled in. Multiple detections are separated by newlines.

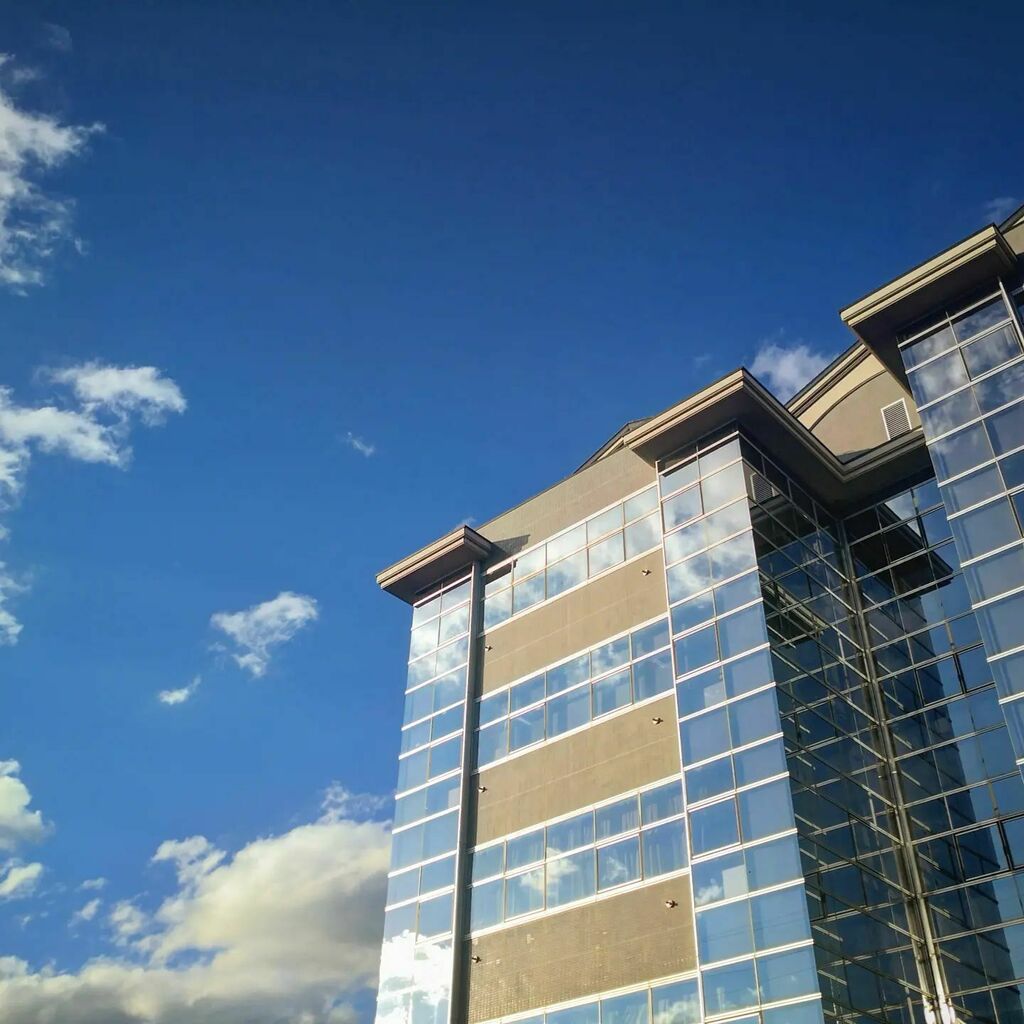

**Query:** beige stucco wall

left=481, top=447, right=655, bottom=562
left=471, top=694, right=679, bottom=844
left=464, top=875, right=696, bottom=1022
left=479, top=548, right=667, bottom=694
left=811, top=370, right=920, bottom=458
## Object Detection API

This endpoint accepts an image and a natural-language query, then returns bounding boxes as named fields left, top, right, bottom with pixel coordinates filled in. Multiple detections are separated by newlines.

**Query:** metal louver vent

left=749, top=471, right=776, bottom=505
left=881, top=399, right=912, bottom=440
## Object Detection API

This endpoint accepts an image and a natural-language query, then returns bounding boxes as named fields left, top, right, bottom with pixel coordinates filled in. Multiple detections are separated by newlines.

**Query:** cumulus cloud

left=984, top=196, right=1019, bottom=224
left=0, top=761, right=49, bottom=851
left=0, top=791, right=391, bottom=1024
left=750, top=337, right=834, bottom=402
left=0, top=363, right=184, bottom=640
left=211, top=592, right=319, bottom=677
left=0, top=57, right=100, bottom=290
left=342, top=432, right=376, bottom=458
left=0, top=861, right=42, bottom=900
left=157, top=676, right=201, bottom=707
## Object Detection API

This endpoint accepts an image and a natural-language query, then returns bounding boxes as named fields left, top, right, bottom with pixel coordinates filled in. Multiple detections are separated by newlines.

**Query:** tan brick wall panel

left=464, top=876, right=696, bottom=1022
left=471, top=695, right=680, bottom=844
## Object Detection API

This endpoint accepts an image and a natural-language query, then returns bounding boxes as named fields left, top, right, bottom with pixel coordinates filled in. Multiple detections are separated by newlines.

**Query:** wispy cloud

left=157, top=675, right=202, bottom=707
left=0, top=860, right=43, bottom=900
left=984, top=196, right=1019, bottom=225
left=0, top=362, right=185, bottom=641
left=211, top=592, right=319, bottom=678
left=0, top=55, right=100, bottom=290
left=342, top=431, right=376, bottom=457
left=0, top=788, right=391, bottom=1022
left=69, top=897, right=101, bottom=927
left=750, top=334, right=835, bottom=402
left=41, top=23, right=73, bottom=53
left=79, top=877, right=106, bottom=892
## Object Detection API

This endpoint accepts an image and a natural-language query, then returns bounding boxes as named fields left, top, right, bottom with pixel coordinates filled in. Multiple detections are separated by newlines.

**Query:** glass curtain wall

left=898, top=284, right=1024, bottom=778
left=847, top=478, right=1024, bottom=1024
left=656, top=434, right=824, bottom=1024
left=376, top=574, right=476, bottom=1024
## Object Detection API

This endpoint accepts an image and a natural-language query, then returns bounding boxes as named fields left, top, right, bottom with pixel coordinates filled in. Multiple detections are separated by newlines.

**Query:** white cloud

left=211, top=592, right=319, bottom=678
left=0, top=793, right=391, bottom=1024
left=0, top=761, right=49, bottom=851
left=79, top=877, right=107, bottom=892
left=984, top=196, right=1019, bottom=224
left=0, top=61, right=99, bottom=290
left=108, top=900, right=149, bottom=946
left=750, top=337, right=834, bottom=402
left=158, top=676, right=201, bottom=706
left=42, top=23, right=73, bottom=53
left=69, top=897, right=101, bottom=927
left=0, top=363, right=185, bottom=640
left=342, top=432, right=376, bottom=458
left=0, top=861, right=42, bottom=900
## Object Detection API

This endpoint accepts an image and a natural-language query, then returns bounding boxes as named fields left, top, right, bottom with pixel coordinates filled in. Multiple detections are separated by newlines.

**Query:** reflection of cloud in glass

left=652, top=993, right=701, bottom=1024
left=694, top=880, right=724, bottom=906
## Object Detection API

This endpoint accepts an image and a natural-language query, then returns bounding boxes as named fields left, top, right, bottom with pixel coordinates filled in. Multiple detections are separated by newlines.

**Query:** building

left=372, top=206, right=1024, bottom=1024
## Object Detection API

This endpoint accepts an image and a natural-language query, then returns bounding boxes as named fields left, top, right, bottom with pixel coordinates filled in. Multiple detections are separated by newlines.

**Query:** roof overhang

left=377, top=525, right=493, bottom=604
left=623, top=369, right=931, bottom=510
left=840, top=225, right=1018, bottom=384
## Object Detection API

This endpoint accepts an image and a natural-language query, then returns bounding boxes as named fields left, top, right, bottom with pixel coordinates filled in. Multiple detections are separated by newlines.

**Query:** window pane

left=986, top=400, right=1024, bottom=456
left=674, top=625, right=718, bottom=676
left=513, top=574, right=545, bottom=614
left=697, top=899, right=753, bottom=962
left=693, top=849, right=747, bottom=906
left=904, top=324, right=955, bottom=368
left=417, top=891, right=453, bottom=939
left=546, top=848, right=596, bottom=908
left=651, top=979, right=700, bottom=1024
left=601, top=990, right=649, bottom=1024
left=547, top=811, right=594, bottom=855
left=920, top=386, right=981, bottom=439
left=718, top=605, right=768, bottom=660
left=738, top=779, right=794, bottom=842
left=667, top=552, right=711, bottom=603
left=664, top=485, right=703, bottom=531
left=941, top=465, right=1003, bottom=514
left=715, top=572, right=761, bottom=615
left=592, top=636, right=630, bottom=675
left=949, top=498, right=1019, bottom=560
left=641, top=780, right=684, bottom=824
left=729, top=689, right=778, bottom=748
left=681, top=707, right=730, bottom=764
left=746, top=835, right=802, bottom=891
left=549, top=1005, right=598, bottom=1024
left=546, top=686, right=591, bottom=738
left=484, top=589, right=512, bottom=628
left=430, top=705, right=463, bottom=741
left=509, top=707, right=544, bottom=752
left=510, top=675, right=544, bottom=713
left=702, top=959, right=758, bottom=1016
left=546, top=550, right=587, bottom=598
left=593, top=668, right=632, bottom=717
left=625, top=512, right=661, bottom=558
left=734, top=738, right=787, bottom=787
left=686, top=757, right=734, bottom=804
left=690, top=799, right=739, bottom=855
left=422, top=811, right=458, bottom=860
left=963, top=324, right=1022, bottom=377
left=963, top=545, right=1024, bottom=604
left=547, top=655, right=589, bottom=696
left=469, top=878, right=503, bottom=930
left=470, top=844, right=503, bottom=883
left=597, top=796, right=640, bottom=839
left=428, top=735, right=461, bottom=779
left=633, top=650, right=673, bottom=700
left=476, top=721, right=507, bottom=766
left=671, top=593, right=715, bottom=637
left=386, top=867, right=418, bottom=907
left=625, top=486, right=659, bottom=523
left=513, top=546, right=546, bottom=581
left=597, top=836, right=641, bottom=889
left=642, top=821, right=687, bottom=877
left=632, top=618, right=670, bottom=658
left=504, top=869, right=543, bottom=918
left=702, top=462, right=747, bottom=511
left=547, top=524, right=587, bottom=563
left=397, top=749, right=429, bottom=792
left=588, top=505, right=623, bottom=542
left=929, top=423, right=993, bottom=481
left=751, top=885, right=811, bottom=950
left=757, top=946, right=819, bottom=1003
left=976, top=359, right=1024, bottom=414
left=506, top=829, right=543, bottom=870
left=710, top=532, right=757, bottom=582
left=438, top=605, right=469, bottom=643
left=909, top=349, right=968, bottom=405
left=762, top=1002, right=824, bottom=1024
left=954, top=296, right=1009, bottom=342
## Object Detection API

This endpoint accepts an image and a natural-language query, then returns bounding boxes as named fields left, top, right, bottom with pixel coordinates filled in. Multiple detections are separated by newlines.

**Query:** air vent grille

left=882, top=399, right=912, bottom=440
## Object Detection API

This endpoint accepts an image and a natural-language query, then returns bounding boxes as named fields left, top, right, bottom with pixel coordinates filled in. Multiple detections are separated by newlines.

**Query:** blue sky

left=0, top=2, right=1020, bottom=1021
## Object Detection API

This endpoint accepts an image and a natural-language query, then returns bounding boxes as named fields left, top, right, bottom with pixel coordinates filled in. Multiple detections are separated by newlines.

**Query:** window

left=597, top=836, right=641, bottom=889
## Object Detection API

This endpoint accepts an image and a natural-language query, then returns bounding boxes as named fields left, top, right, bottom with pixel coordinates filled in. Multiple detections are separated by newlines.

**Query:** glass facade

left=376, top=574, right=476, bottom=1024
left=375, top=269, right=1024, bottom=1024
